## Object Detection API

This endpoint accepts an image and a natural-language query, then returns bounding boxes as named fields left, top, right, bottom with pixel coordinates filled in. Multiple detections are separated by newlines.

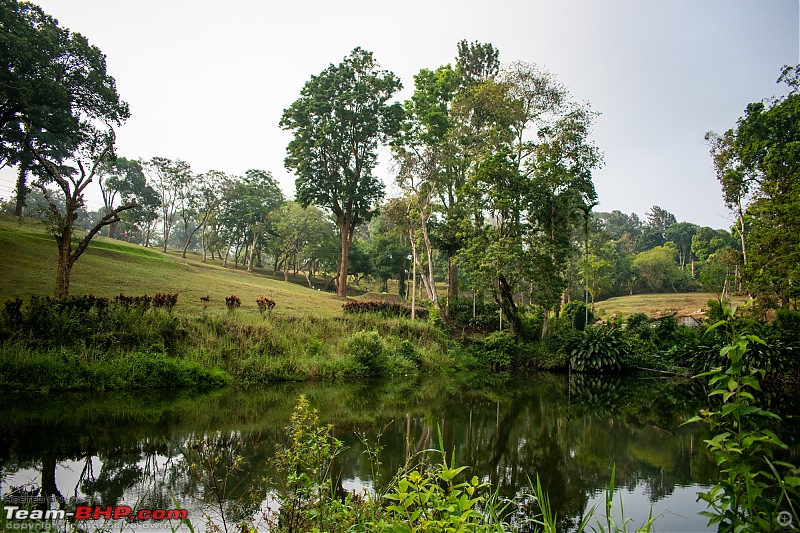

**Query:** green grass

left=593, top=292, right=745, bottom=319
left=0, top=215, right=351, bottom=316
left=0, top=215, right=460, bottom=391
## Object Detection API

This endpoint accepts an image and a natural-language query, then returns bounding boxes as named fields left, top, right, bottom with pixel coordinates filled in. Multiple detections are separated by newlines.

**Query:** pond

left=2, top=372, right=793, bottom=531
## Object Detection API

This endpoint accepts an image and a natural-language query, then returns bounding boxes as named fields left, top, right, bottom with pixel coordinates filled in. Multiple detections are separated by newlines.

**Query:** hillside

left=0, top=215, right=349, bottom=317
left=593, top=292, right=742, bottom=319
left=0, top=215, right=737, bottom=321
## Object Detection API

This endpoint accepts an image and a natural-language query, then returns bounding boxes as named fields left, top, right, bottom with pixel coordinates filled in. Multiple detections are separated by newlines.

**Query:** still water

left=1, top=372, right=783, bottom=531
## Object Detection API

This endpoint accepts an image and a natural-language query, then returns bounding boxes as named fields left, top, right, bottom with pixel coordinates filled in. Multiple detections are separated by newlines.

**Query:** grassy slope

left=1, top=216, right=736, bottom=321
left=0, top=215, right=349, bottom=317
left=593, top=292, right=745, bottom=319
left=0, top=216, right=459, bottom=391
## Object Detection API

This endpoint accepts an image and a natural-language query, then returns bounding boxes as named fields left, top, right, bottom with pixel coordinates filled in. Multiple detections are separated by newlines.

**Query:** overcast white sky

left=1, top=0, right=797, bottom=229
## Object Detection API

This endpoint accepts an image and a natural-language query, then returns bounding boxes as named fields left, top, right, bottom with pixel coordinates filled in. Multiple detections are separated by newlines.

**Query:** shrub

left=447, top=296, right=499, bottom=331
left=270, top=395, right=344, bottom=533
left=481, top=330, right=516, bottom=371
left=394, top=339, right=421, bottom=364
left=625, top=312, right=652, bottom=339
left=152, top=292, right=178, bottom=313
left=345, top=331, right=387, bottom=376
left=115, top=293, right=152, bottom=311
left=342, top=300, right=427, bottom=319
left=428, top=306, right=443, bottom=328
left=225, top=295, right=241, bottom=314
left=256, top=296, right=276, bottom=317
left=561, top=300, right=594, bottom=331
left=568, top=324, right=625, bottom=373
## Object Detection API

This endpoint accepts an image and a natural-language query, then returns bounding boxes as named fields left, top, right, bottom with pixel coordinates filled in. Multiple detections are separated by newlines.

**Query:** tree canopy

left=1, top=0, right=129, bottom=214
left=280, top=47, right=403, bottom=297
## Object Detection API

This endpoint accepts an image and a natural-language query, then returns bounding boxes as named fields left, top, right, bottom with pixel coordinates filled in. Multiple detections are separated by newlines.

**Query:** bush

left=342, top=301, right=428, bottom=319
left=473, top=330, right=516, bottom=372
left=256, top=296, right=276, bottom=316
left=567, top=325, right=625, bottom=373
left=447, top=296, right=500, bottom=331
left=345, top=331, right=388, bottom=376
left=625, top=312, right=652, bottom=339
left=561, top=300, right=594, bottom=331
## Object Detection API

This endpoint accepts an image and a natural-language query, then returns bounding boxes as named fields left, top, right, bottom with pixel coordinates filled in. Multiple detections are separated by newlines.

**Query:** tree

left=97, top=157, right=145, bottom=239
left=27, top=126, right=135, bottom=298
left=369, top=213, right=410, bottom=294
left=270, top=201, right=336, bottom=285
left=632, top=243, right=685, bottom=293
left=708, top=65, right=800, bottom=307
left=280, top=48, right=403, bottom=297
left=444, top=58, right=602, bottom=337
left=141, top=157, right=193, bottom=253
left=665, top=221, right=698, bottom=273
left=1, top=1, right=129, bottom=215
left=240, top=169, right=284, bottom=273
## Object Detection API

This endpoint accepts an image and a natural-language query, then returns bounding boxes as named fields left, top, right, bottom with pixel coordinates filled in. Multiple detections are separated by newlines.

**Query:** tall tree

left=453, top=59, right=601, bottom=337
left=241, top=169, right=284, bottom=273
left=141, top=157, right=193, bottom=253
left=27, top=126, right=135, bottom=298
left=280, top=48, right=403, bottom=297
left=665, top=221, right=698, bottom=273
left=97, top=157, right=145, bottom=239
left=1, top=1, right=129, bottom=214
left=708, top=65, right=800, bottom=307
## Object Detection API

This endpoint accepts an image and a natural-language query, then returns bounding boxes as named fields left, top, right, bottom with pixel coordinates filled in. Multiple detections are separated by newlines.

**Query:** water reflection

left=0, top=374, right=733, bottom=530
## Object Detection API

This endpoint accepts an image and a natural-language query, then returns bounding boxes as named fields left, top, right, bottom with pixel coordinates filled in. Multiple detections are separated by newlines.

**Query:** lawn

left=0, top=215, right=348, bottom=318
left=593, top=292, right=744, bottom=319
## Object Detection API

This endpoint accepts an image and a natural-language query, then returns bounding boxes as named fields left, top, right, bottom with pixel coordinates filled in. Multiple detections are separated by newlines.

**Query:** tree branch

left=71, top=200, right=137, bottom=263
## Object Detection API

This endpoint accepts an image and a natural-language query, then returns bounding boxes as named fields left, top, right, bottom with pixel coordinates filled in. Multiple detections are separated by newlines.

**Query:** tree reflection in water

left=1, top=373, right=784, bottom=530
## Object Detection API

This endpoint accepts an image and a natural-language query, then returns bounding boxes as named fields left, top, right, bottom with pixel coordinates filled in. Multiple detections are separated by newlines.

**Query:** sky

left=1, top=0, right=798, bottom=230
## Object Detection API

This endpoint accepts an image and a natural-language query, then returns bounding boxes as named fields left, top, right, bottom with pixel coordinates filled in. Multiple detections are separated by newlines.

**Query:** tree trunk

left=14, top=161, right=28, bottom=218
left=419, top=208, right=440, bottom=308
left=162, top=222, right=170, bottom=253
left=338, top=218, right=351, bottom=297
left=248, top=231, right=258, bottom=273
left=447, top=254, right=458, bottom=298
left=496, top=274, right=522, bottom=338
left=55, top=235, right=74, bottom=299
left=738, top=210, right=747, bottom=266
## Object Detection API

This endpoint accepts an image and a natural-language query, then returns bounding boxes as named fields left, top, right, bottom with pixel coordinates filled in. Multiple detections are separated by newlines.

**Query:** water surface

left=0, top=373, right=750, bottom=531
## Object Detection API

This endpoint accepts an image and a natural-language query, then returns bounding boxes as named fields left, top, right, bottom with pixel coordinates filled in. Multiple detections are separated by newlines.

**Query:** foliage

left=281, top=47, right=403, bottom=297
left=668, top=303, right=800, bottom=380
left=345, top=331, right=389, bottom=377
left=561, top=300, right=595, bottom=331
left=473, top=330, right=516, bottom=371
left=683, top=303, right=800, bottom=531
left=632, top=243, right=688, bottom=293
left=256, top=296, right=276, bottom=317
left=568, top=325, right=625, bottom=373
left=0, top=0, right=129, bottom=218
left=342, top=301, right=428, bottom=320
left=378, top=452, right=494, bottom=532
left=448, top=296, right=500, bottom=332
left=225, top=295, right=241, bottom=314
left=707, top=66, right=800, bottom=308
left=152, top=292, right=178, bottom=313
left=270, top=395, right=345, bottom=533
